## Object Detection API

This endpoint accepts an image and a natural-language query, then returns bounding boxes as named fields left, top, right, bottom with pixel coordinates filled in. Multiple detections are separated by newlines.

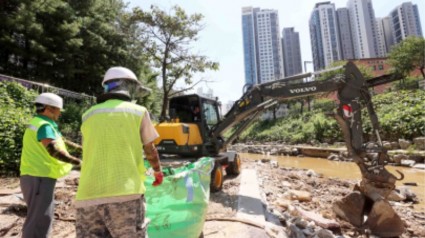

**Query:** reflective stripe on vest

left=77, top=100, right=147, bottom=201
left=20, top=117, right=73, bottom=179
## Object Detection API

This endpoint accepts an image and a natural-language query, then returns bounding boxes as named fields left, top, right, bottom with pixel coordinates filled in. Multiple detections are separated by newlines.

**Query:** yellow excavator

left=154, top=62, right=405, bottom=237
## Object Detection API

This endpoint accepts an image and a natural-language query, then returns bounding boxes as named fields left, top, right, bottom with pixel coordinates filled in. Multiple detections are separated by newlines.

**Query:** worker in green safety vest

left=75, top=66, right=163, bottom=237
left=20, top=92, right=82, bottom=238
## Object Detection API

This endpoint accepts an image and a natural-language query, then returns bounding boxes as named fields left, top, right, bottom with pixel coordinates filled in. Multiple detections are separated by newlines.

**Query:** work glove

left=152, top=171, right=164, bottom=186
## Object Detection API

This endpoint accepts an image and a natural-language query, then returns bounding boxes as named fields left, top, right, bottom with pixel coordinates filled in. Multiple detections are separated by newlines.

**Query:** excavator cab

left=154, top=94, right=221, bottom=157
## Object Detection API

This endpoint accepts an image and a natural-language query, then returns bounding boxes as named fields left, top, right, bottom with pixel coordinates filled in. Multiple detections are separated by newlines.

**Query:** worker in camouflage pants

left=75, top=67, right=163, bottom=237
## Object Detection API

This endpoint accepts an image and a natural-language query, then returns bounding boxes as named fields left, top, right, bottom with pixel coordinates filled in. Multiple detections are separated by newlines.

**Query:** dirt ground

left=1, top=156, right=425, bottom=238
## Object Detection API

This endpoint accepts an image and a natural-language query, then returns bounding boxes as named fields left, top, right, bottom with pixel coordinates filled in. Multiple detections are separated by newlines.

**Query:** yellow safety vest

left=76, top=99, right=147, bottom=201
left=20, top=117, right=73, bottom=179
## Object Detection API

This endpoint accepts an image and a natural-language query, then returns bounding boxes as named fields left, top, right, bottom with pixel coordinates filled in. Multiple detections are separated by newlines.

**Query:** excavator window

left=201, top=102, right=219, bottom=130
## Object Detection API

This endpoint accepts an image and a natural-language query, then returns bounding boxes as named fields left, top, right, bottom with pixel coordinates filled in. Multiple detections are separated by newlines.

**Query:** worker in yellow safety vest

left=75, top=66, right=163, bottom=237
left=20, top=92, right=82, bottom=238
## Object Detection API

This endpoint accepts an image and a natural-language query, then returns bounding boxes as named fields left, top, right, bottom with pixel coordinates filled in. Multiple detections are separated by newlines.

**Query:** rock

left=281, top=181, right=292, bottom=188
left=275, top=199, right=292, bottom=209
left=294, top=218, right=308, bottom=229
left=333, top=142, right=346, bottom=148
left=271, top=160, right=279, bottom=168
left=391, top=142, right=400, bottom=150
left=302, top=228, right=315, bottom=237
left=265, top=222, right=289, bottom=238
left=327, top=153, right=339, bottom=161
left=306, top=169, right=317, bottom=177
left=413, top=137, right=425, bottom=150
left=387, top=190, right=406, bottom=202
left=316, top=229, right=335, bottom=238
left=413, top=164, right=425, bottom=170
left=287, top=190, right=312, bottom=202
left=397, top=186, right=417, bottom=201
left=408, top=155, right=425, bottom=163
left=288, top=224, right=306, bottom=238
left=392, top=154, right=408, bottom=164
left=398, top=139, right=412, bottom=150
left=400, top=159, right=416, bottom=167
left=383, top=141, right=392, bottom=150
left=295, top=207, right=340, bottom=229
left=0, top=194, right=25, bottom=206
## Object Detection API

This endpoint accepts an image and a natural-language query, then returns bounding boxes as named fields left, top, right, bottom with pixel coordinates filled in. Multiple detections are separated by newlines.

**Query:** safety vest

left=76, top=99, right=147, bottom=201
left=20, top=117, right=73, bottom=179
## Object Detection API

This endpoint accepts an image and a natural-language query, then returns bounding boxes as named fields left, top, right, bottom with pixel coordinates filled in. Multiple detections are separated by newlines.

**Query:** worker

left=192, top=105, right=201, bottom=122
left=75, top=66, right=163, bottom=237
left=20, top=92, right=82, bottom=238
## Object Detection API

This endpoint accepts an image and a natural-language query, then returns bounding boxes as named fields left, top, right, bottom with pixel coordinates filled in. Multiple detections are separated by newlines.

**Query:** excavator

left=154, top=62, right=405, bottom=237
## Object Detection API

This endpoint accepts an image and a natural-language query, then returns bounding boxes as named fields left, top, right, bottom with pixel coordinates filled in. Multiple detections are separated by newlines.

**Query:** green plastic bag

left=144, top=157, right=214, bottom=238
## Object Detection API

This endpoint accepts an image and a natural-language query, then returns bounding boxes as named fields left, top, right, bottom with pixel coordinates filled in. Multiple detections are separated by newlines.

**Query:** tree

left=0, top=0, right=154, bottom=99
left=133, top=5, right=219, bottom=119
left=388, top=36, right=425, bottom=79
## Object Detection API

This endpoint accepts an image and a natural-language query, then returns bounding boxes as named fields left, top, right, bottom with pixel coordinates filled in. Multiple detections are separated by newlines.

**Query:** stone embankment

left=230, top=137, right=425, bottom=170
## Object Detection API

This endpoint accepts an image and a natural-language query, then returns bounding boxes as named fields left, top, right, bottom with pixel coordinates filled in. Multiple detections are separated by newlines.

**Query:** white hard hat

left=34, top=93, right=63, bottom=109
left=102, top=67, right=141, bottom=86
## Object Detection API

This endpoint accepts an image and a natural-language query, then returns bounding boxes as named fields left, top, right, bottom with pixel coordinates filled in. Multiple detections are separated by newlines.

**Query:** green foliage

left=362, top=90, right=425, bottom=141
left=132, top=5, right=219, bottom=118
left=388, top=36, right=425, bottom=79
left=0, top=82, right=37, bottom=176
left=0, top=0, right=151, bottom=95
left=391, top=76, right=423, bottom=90
left=59, top=100, right=92, bottom=143
left=317, top=61, right=374, bottom=81
left=239, top=109, right=341, bottom=144
left=240, top=89, right=424, bottom=144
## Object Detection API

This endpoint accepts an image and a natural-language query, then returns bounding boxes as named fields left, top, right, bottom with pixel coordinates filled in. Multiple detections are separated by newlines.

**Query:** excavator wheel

left=225, top=154, right=241, bottom=176
left=210, top=164, right=224, bottom=193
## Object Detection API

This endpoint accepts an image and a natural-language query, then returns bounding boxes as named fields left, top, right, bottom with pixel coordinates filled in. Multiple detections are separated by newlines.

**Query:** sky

left=128, top=0, right=425, bottom=105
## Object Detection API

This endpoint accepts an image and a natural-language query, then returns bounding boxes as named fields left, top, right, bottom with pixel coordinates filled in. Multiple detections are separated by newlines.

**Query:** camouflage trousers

left=76, top=196, right=148, bottom=238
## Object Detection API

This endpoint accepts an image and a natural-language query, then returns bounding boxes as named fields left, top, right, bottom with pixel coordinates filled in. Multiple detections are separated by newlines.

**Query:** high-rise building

left=309, top=2, right=341, bottom=70
left=242, top=7, right=260, bottom=87
left=242, top=7, right=284, bottom=85
left=390, top=2, right=423, bottom=44
left=376, top=17, right=387, bottom=57
left=347, top=0, right=379, bottom=59
left=378, top=16, right=395, bottom=54
left=281, top=28, right=303, bottom=77
left=336, top=8, right=355, bottom=60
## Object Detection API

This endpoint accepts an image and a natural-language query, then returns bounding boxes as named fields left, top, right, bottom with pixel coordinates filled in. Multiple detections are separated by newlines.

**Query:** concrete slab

left=236, top=169, right=266, bottom=225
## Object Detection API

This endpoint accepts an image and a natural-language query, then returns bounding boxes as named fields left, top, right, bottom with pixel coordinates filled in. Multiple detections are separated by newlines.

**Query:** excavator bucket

left=365, top=200, right=404, bottom=237
left=332, top=191, right=365, bottom=227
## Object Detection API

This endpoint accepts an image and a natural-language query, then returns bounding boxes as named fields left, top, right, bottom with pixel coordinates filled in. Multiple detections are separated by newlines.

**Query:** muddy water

left=240, top=153, right=425, bottom=212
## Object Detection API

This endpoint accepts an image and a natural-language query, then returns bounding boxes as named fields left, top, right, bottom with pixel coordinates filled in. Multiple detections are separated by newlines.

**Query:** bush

left=0, top=82, right=37, bottom=176
left=240, top=89, right=424, bottom=145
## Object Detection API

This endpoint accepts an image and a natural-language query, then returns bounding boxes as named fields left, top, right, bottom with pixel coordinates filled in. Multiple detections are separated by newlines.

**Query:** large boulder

left=413, top=137, right=425, bottom=150
left=399, top=139, right=412, bottom=150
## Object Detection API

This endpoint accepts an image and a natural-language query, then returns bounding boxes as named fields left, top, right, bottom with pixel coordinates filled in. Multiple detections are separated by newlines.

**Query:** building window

left=372, top=65, right=376, bottom=71
left=378, top=65, right=384, bottom=70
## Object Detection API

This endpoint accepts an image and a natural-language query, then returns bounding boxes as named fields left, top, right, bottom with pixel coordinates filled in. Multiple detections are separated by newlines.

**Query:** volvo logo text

left=289, top=86, right=317, bottom=94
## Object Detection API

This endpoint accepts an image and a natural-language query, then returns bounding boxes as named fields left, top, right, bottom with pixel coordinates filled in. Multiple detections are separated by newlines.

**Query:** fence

left=0, top=74, right=96, bottom=103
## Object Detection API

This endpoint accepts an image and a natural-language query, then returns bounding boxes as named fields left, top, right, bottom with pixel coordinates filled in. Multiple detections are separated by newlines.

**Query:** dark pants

left=20, top=175, right=56, bottom=238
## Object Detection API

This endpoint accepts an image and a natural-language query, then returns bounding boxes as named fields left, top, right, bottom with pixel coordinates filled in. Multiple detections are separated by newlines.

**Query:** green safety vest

left=20, top=117, right=73, bottom=179
left=76, top=99, right=147, bottom=201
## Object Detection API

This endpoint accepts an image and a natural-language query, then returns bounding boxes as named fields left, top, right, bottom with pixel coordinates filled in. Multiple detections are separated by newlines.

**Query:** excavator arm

left=212, top=62, right=405, bottom=236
